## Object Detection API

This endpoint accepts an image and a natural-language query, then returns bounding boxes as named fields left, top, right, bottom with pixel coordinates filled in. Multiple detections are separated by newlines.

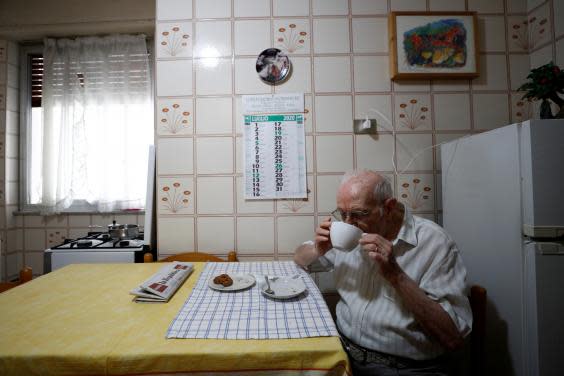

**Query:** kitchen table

left=0, top=262, right=350, bottom=375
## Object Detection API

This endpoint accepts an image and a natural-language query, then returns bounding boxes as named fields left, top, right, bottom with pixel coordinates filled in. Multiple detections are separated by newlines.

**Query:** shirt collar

left=392, top=205, right=417, bottom=247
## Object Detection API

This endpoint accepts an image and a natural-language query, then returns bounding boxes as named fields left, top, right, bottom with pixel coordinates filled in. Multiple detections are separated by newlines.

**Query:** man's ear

left=383, top=198, right=398, bottom=215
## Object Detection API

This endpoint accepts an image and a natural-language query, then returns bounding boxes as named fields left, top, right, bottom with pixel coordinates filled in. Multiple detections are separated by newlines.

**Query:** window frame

left=19, top=43, right=43, bottom=212
left=18, top=40, right=154, bottom=213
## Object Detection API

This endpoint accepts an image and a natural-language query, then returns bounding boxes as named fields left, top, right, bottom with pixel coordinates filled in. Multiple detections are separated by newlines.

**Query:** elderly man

left=294, top=170, right=471, bottom=375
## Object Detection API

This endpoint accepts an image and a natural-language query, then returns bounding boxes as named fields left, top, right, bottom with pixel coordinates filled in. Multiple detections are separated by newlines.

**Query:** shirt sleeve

left=419, top=243, right=473, bottom=337
left=307, top=248, right=337, bottom=273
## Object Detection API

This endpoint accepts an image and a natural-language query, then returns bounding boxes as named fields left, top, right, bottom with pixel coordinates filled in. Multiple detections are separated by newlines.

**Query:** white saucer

left=261, top=276, right=307, bottom=299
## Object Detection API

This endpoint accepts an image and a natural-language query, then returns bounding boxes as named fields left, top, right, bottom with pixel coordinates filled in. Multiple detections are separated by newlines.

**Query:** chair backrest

left=0, top=266, right=33, bottom=294
left=149, top=251, right=238, bottom=263
left=469, top=285, right=487, bottom=376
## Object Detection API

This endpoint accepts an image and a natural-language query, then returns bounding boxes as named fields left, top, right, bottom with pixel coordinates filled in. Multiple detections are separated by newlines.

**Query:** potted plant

left=517, top=62, right=564, bottom=119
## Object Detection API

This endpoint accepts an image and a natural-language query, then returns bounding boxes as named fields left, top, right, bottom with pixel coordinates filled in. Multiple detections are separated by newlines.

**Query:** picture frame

left=389, top=12, right=479, bottom=80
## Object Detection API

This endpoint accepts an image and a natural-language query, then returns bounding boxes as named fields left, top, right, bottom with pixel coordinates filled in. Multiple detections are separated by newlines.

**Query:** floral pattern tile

left=510, top=93, right=534, bottom=122
left=158, top=177, right=194, bottom=215
left=398, top=174, right=434, bottom=212
left=277, top=176, right=314, bottom=213
left=279, top=194, right=311, bottom=213
left=47, top=229, right=68, bottom=248
left=508, top=14, right=549, bottom=52
left=528, top=4, right=551, bottom=50
left=508, top=16, right=529, bottom=51
left=303, top=95, right=313, bottom=133
left=394, top=95, right=432, bottom=131
left=156, top=22, right=192, bottom=58
left=156, top=98, right=193, bottom=135
left=274, top=19, right=310, bottom=54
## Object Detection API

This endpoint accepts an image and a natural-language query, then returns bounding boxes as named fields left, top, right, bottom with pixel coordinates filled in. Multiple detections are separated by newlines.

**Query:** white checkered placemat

left=166, top=261, right=338, bottom=339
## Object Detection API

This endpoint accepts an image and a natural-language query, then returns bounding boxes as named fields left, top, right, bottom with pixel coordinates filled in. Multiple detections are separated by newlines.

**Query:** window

left=28, top=52, right=44, bottom=205
left=20, top=36, right=154, bottom=213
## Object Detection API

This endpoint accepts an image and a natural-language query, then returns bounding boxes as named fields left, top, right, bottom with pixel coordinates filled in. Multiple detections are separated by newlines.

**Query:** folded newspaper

left=130, top=262, right=194, bottom=303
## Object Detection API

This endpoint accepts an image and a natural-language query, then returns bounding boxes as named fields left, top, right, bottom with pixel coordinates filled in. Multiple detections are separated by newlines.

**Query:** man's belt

left=339, top=333, right=433, bottom=369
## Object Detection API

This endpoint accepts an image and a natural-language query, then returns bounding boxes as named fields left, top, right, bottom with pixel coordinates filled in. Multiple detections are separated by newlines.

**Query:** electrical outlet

left=353, top=119, right=377, bottom=134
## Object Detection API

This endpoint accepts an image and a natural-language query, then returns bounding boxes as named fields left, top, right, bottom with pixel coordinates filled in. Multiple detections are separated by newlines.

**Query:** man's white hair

left=340, top=170, right=393, bottom=204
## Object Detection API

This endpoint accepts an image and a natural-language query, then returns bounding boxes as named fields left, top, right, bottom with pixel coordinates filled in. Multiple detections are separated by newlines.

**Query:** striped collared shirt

left=310, top=208, right=472, bottom=360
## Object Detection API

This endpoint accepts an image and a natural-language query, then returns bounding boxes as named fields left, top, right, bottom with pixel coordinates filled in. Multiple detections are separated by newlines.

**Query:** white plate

left=261, top=276, right=307, bottom=299
left=208, top=273, right=256, bottom=292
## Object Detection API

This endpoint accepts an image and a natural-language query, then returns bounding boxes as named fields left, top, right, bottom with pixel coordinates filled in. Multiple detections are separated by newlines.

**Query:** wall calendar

left=243, top=114, right=306, bottom=199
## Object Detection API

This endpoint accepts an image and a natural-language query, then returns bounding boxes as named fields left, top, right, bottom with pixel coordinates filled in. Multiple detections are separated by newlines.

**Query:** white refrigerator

left=441, top=120, right=564, bottom=376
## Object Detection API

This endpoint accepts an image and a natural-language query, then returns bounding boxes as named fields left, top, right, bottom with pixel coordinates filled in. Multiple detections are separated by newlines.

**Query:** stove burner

left=119, top=240, right=130, bottom=247
left=76, top=240, right=93, bottom=248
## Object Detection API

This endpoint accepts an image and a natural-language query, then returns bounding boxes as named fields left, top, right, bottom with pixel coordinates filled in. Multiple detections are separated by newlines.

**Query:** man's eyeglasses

left=331, top=208, right=371, bottom=222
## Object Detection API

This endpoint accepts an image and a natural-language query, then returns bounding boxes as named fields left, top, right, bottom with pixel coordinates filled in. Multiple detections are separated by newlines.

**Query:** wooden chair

left=469, top=285, right=487, bottom=376
left=0, top=266, right=33, bottom=293
left=143, top=251, right=238, bottom=263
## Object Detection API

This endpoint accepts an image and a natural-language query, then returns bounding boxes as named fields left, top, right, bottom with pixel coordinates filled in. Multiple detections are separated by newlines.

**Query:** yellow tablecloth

left=0, top=263, right=350, bottom=376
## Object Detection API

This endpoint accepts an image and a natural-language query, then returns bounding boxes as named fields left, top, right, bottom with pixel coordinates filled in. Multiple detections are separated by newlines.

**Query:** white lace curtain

left=40, top=34, right=153, bottom=213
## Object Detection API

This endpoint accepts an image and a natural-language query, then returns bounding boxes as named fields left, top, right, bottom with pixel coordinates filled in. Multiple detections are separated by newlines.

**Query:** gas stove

left=53, top=232, right=147, bottom=249
left=44, top=232, right=156, bottom=273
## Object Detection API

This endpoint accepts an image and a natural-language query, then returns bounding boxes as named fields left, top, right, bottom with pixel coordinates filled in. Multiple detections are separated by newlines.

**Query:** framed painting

left=389, top=12, right=479, bottom=80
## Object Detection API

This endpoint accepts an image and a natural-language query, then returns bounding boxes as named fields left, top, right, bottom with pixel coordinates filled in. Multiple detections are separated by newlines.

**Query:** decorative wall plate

left=256, top=48, right=291, bottom=84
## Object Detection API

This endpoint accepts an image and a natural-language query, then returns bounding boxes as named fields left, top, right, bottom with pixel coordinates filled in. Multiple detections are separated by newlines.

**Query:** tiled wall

left=0, top=39, right=19, bottom=282
left=154, top=0, right=560, bottom=262
left=3, top=0, right=563, bottom=280
left=5, top=213, right=146, bottom=280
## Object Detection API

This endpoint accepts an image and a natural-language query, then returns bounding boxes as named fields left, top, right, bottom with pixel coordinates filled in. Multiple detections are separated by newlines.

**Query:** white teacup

left=330, top=221, right=363, bottom=252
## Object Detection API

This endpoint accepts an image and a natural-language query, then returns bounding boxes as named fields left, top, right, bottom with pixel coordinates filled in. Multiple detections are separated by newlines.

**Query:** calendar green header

left=245, top=114, right=303, bottom=123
